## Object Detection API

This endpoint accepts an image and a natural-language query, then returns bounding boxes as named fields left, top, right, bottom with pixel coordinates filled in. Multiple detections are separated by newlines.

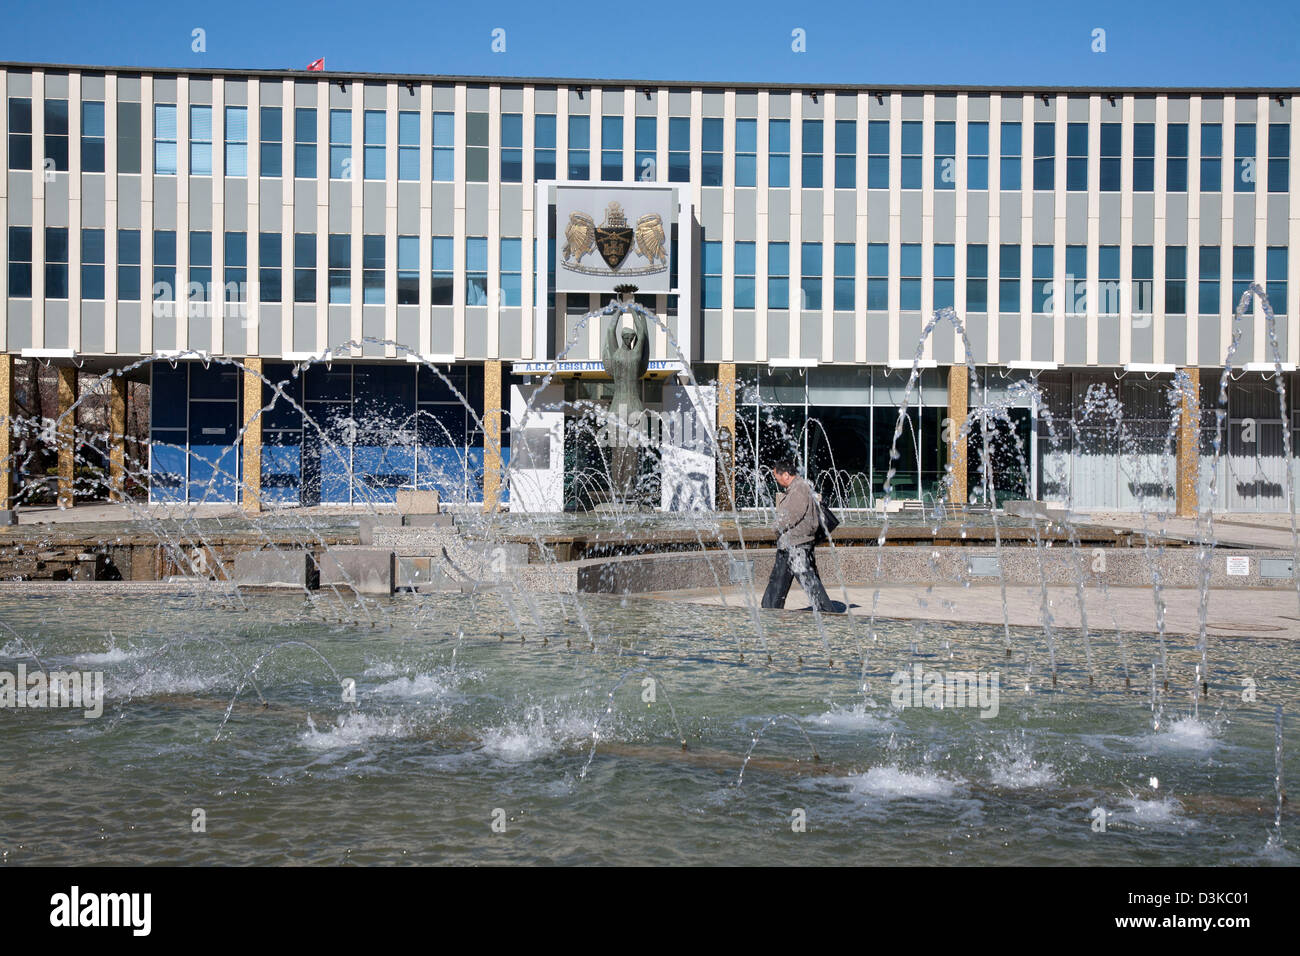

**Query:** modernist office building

left=1, top=62, right=1299, bottom=513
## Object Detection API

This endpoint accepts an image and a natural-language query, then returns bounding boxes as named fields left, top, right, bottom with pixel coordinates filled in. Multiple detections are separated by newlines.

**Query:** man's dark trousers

left=761, top=545, right=835, bottom=611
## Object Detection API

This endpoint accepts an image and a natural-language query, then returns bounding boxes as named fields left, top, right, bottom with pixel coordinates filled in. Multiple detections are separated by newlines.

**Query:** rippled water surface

left=1, top=589, right=1295, bottom=865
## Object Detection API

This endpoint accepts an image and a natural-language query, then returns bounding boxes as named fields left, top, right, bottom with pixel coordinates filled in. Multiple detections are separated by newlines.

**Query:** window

left=328, top=235, right=350, bottom=304
left=802, top=119, right=823, bottom=188
left=1167, top=124, right=1188, bottom=192
left=1234, top=123, right=1256, bottom=192
left=900, top=243, right=921, bottom=309
left=82, top=228, right=105, bottom=299
left=1066, top=123, right=1087, bottom=191
left=1198, top=246, right=1220, bottom=313
left=867, top=120, right=888, bottom=188
left=260, top=106, right=282, bottom=176
left=1134, top=123, right=1155, bottom=191
left=153, top=230, right=177, bottom=304
left=967, top=244, right=988, bottom=312
left=258, top=232, right=281, bottom=302
left=7, top=227, right=32, bottom=296
left=501, top=113, right=522, bottom=182
left=769, top=119, right=790, bottom=187
left=431, top=237, right=453, bottom=305
left=224, top=232, right=246, bottom=304
left=81, top=101, right=105, bottom=172
left=1000, top=122, right=1021, bottom=190
left=535, top=114, right=556, bottom=180
left=967, top=122, right=988, bottom=190
left=363, top=110, right=385, bottom=180
left=901, top=121, right=921, bottom=189
left=1232, top=245, right=1253, bottom=307
left=702, top=240, right=721, bottom=308
left=568, top=115, right=590, bottom=180
left=867, top=243, right=888, bottom=310
left=329, top=109, right=351, bottom=179
left=395, top=111, right=418, bottom=181
left=1066, top=245, right=1087, bottom=314
left=601, top=115, right=622, bottom=181
left=1132, top=245, right=1153, bottom=316
left=466, top=237, right=488, bottom=305
left=118, top=229, right=141, bottom=300
left=635, top=116, right=656, bottom=181
left=833, top=243, right=854, bottom=310
left=1165, top=246, right=1186, bottom=314
left=1032, top=245, right=1053, bottom=312
left=1096, top=124, right=1117, bottom=192
left=118, top=102, right=142, bottom=174
left=835, top=119, right=856, bottom=188
left=801, top=242, right=823, bottom=310
left=702, top=117, right=723, bottom=186
left=933, top=244, right=954, bottom=309
left=294, top=107, right=316, bottom=178
left=155, top=104, right=178, bottom=175
left=934, top=121, right=954, bottom=191
left=500, top=238, right=521, bottom=307
left=768, top=241, right=789, bottom=308
left=734, top=241, right=755, bottom=308
left=1098, top=246, right=1120, bottom=315
left=45, top=98, right=69, bottom=171
left=293, top=233, right=316, bottom=303
left=1267, top=247, right=1287, bottom=313
left=668, top=116, right=689, bottom=182
left=1033, top=121, right=1054, bottom=190
left=217, top=106, right=247, bottom=177
left=736, top=118, right=756, bottom=187
left=396, top=236, right=418, bottom=305
left=432, top=112, right=453, bottom=181
left=463, top=112, right=489, bottom=182
left=190, top=105, right=212, bottom=176
left=1000, top=244, right=1020, bottom=312
left=362, top=235, right=383, bottom=304
left=1201, top=124, right=1222, bottom=192
left=8, top=97, right=32, bottom=169
left=43, top=227, right=69, bottom=298
left=1269, top=124, right=1289, bottom=192
left=189, top=231, right=212, bottom=302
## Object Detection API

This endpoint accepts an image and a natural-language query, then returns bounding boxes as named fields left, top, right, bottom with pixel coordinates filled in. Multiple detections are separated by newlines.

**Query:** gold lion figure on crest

left=634, top=213, right=667, bottom=266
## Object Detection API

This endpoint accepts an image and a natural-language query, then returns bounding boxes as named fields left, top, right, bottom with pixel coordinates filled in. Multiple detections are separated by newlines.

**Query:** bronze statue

left=602, top=297, right=649, bottom=505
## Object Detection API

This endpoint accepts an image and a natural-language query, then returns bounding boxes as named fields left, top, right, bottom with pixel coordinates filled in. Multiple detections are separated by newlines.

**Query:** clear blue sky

left=2, top=0, right=1298, bottom=88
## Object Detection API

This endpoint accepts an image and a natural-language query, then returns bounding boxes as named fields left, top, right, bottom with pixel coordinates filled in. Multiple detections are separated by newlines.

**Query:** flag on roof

left=307, top=58, right=324, bottom=72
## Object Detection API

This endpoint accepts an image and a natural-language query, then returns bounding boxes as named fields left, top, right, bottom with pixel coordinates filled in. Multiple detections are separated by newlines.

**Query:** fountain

left=0, top=288, right=1295, bottom=867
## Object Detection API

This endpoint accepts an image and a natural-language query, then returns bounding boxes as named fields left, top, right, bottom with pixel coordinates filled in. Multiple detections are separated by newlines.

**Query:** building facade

left=2, top=62, right=1299, bottom=512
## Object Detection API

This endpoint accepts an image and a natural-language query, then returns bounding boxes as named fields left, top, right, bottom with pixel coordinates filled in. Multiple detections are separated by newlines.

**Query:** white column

left=921, top=92, right=935, bottom=362
left=1187, top=95, right=1202, bottom=364
left=68, top=72, right=82, bottom=353
left=453, top=83, right=467, bottom=359
left=104, top=72, right=117, bottom=354
left=722, top=89, right=736, bottom=363
left=211, top=76, right=225, bottom=355
left=986, top=94, right=1001, bottom=365
left=1119, top=94, right=1135, bottom=367
left=385, top=83, right=399, bottom=358
left=1086, top=95, right=1101, bottom=366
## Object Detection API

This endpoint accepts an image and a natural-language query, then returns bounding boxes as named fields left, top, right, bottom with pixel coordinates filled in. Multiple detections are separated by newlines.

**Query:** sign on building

left=554, top=185, right=675, bottom=294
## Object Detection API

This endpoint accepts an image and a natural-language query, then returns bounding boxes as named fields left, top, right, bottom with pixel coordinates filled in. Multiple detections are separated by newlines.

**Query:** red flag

left=306, top=58, right=324, bottom=72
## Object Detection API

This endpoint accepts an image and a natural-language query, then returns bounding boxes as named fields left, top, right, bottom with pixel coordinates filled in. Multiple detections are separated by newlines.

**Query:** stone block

left=358, top=513, right=403, bottom=544
left=397, top=488, right=440, bottom=514
left=318, top=547, right=395, bottom=595
left=235, top=549, right=316, bottom=589
left=0, top=510, right=17, bottom=526
left=401, top=513, right=454, bottom=528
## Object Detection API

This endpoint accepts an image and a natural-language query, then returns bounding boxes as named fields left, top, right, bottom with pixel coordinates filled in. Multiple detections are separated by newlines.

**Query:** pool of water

left=1, top=589, right=1295, bottom=865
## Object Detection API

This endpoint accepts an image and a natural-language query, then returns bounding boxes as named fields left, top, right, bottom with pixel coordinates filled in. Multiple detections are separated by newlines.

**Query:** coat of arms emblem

left=562, top=201, right=668, bottom=278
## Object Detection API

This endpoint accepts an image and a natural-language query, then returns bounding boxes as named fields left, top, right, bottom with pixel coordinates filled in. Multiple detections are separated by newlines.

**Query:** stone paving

left=643, top=581, right=1300, bottom=639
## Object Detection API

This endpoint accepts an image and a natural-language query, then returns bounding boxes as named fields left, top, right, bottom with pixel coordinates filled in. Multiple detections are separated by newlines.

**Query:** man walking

left=760, top=460, right=836, bottom=612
